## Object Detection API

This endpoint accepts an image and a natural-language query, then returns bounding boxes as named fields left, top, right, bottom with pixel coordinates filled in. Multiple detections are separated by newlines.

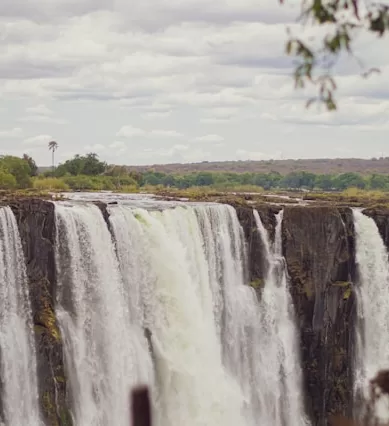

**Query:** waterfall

left=54, top=203, right=154, bottom=426
left=353, top=209, right=389, bottom=420
left=108, top=204, right=244, bottom=426
left=0, top=207, right=42, bottom=426
left=252, top=209, right=308, bottom=426
left=54, top=200, right=309, bottom=426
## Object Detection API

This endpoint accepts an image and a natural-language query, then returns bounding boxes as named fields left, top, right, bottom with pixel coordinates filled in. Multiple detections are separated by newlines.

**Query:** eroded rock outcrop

left=234, top=203, right=280, bottom=290
left=282, top=206, right=356, bottom=425
left=9, top=199, right=71, bottom=426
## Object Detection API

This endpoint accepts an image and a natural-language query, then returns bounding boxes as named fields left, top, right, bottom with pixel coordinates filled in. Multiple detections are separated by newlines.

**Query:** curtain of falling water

left=108, top=204, right=244, bottom=426
left=55, top=203, right=154, bottom=426
left=54, top=201, right=309, bottom=426
left=353, top=209, right=389, bottom=421
left=253, top=210, right=308, bottom=426
left=0, top=207, right=42, bottom=426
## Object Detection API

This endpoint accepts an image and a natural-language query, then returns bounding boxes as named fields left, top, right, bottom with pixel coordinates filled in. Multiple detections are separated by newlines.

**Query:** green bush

left=0, top=155, right=32, bottom=188
left=0, top=170, right=17, bottom=189
left=33, top=177, right=70, bottom=191
left=63, top=175, right=97, bottom=190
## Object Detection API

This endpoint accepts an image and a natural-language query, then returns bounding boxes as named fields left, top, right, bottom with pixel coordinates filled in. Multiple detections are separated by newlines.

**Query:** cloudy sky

left=0, top=0, right=388, bottom=166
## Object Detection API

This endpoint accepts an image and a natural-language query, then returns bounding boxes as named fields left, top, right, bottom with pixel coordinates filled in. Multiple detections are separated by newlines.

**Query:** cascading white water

left=0, top=207, right=42, bottom=426
left=353, top=209, right=389, bottom=419
left=252, top=209, right=309, bottom=426
left=54, top=200, right=309, bottom=426
left=108, top=204, right=244, bottom=426
left=55, top=203, right=154, bottom=426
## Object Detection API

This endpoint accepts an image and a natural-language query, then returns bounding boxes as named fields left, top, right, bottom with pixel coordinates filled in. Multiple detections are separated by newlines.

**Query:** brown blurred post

left=131, top=386, right=151, bottom=426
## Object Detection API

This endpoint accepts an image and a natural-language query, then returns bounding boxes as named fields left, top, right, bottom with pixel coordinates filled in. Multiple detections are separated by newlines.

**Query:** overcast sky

left=0, top=0, right=388, bottom=166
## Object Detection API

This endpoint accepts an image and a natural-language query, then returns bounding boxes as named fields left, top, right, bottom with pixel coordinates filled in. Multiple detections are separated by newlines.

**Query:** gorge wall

left=1, top=197, right=387, bottom=426
left=236, top=204, right=357, bottom=425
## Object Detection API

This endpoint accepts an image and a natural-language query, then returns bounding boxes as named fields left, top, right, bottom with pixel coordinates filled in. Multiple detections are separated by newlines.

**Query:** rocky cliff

left=3, top=198, right=389, bottom=426
left=8, top=199, right=71, bottom=426
left=235, top=204, right=357, bottom=426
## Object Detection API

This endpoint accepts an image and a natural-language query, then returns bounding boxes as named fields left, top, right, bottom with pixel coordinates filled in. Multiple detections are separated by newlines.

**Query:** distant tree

left=368, top=173, right=389, bottom=190
left=142, top=173, right=161, bottom=186
left=195, top=172, right=214, bottom=186
left=161, top=174, right=176, bottom=187
left=105, top=165, right=129, bottom=177
left=82, top=153, right=107, bottom=176
left=280, top=0, right=389, bottom=110
left=128, top=170, right=143, bottom=185
left=333, top=172, right=366, bottom=190
left=22, top=154, right=38, bottom=176
left=0, top=155, right=32, bottom=188
left=48, top=140, right=58, bottom=171
left=315, top=174, right=334, bottom=191
left=0, top=170, right=17, bottom=189
left=55, top=153, right=106, bottom=177
left=279, top=171, right=315, bottom=189
left=55, top=155, right=84, bottom=177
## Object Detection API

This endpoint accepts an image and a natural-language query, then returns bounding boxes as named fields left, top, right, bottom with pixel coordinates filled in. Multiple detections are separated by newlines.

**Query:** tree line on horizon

left=1, top=152, right=389, bottom=192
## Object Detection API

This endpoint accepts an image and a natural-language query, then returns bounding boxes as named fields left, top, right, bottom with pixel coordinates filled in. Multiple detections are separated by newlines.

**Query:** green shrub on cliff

left=0, top=155, right=32, bottom=188
left=0, top=170, right=17, bottom=189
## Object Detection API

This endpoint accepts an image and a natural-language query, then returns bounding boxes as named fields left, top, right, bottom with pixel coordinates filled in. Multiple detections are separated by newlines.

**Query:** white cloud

left=194, top=134, right=225, bottom=143
left=0, top=127, right=23, bottom=138
left=141, top=110, right=172, bottom=119
left=236, top=149, right=267, bottom=161
left=117, top=126, right=184, bottom=139
left=21, top=103, right=67, bottom=123
left=23, top=134, right=52, bottom=146
left=26, top=104, right=52, bottom=116
left=0, top=0, right=387, bottom=165
left=116, top=125, right=146, bottom=138
left=150, top=129, right=183, bottom=138
left=109, top=141, right=126, bottom=150
left=84, top=144, right=106, bottom=152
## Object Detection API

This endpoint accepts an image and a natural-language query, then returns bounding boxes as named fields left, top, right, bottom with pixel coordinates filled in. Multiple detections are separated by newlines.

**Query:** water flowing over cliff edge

left=0, top=207, right=42, bottom=426
left=1, top=195, right=389, bottom=426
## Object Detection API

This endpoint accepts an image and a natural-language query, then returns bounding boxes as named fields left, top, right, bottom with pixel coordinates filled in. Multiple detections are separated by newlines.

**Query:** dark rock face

left=282, top=206, right=356, bottom=425
left=9, top=199, right=71, bottom=426
left=234, top=204, right=280, bottom=289
left=236, top=204, right=357, bottom=425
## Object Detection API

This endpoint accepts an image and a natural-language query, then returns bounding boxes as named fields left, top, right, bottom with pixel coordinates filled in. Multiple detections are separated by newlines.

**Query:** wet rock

left=234, top=203, right=357, bottom=425
left=233, top=204, right=280, bottom=288
left=282, top=206, right=356, bottom=425
left=9, top=199, right=71, bottom=426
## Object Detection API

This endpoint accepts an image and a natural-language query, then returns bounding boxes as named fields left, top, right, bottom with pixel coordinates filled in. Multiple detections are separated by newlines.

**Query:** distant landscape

left=37, top=157, right=389, bottom=176
left=1, top=153, right=388, bottom=200
left=124, top=157, right=389, bottom=175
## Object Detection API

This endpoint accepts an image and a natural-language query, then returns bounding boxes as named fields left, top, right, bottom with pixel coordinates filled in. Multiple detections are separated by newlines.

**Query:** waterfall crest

left=353, top=209, right=389, bottom=420
left=0, top=206, right=42, bottom=426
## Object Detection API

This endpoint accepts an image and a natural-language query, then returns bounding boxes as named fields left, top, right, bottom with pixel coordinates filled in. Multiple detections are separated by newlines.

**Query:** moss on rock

left=249, top=278, right=264, bottom=289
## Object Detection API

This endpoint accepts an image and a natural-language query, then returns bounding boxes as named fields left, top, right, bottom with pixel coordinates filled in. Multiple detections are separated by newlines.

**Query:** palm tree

left=48, top=140, right=58, bottom=171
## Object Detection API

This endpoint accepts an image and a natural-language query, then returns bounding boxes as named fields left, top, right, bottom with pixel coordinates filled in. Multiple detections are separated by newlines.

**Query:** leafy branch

left=280, top=1, right=389, bottom=110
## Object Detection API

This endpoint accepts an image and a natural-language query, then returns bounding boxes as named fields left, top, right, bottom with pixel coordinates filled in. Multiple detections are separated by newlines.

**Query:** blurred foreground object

left=279, top=0, right=388, bottom=111
left=331, top=369, right=389, bottom=426
left=131, top=386, right=151, bottom=426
